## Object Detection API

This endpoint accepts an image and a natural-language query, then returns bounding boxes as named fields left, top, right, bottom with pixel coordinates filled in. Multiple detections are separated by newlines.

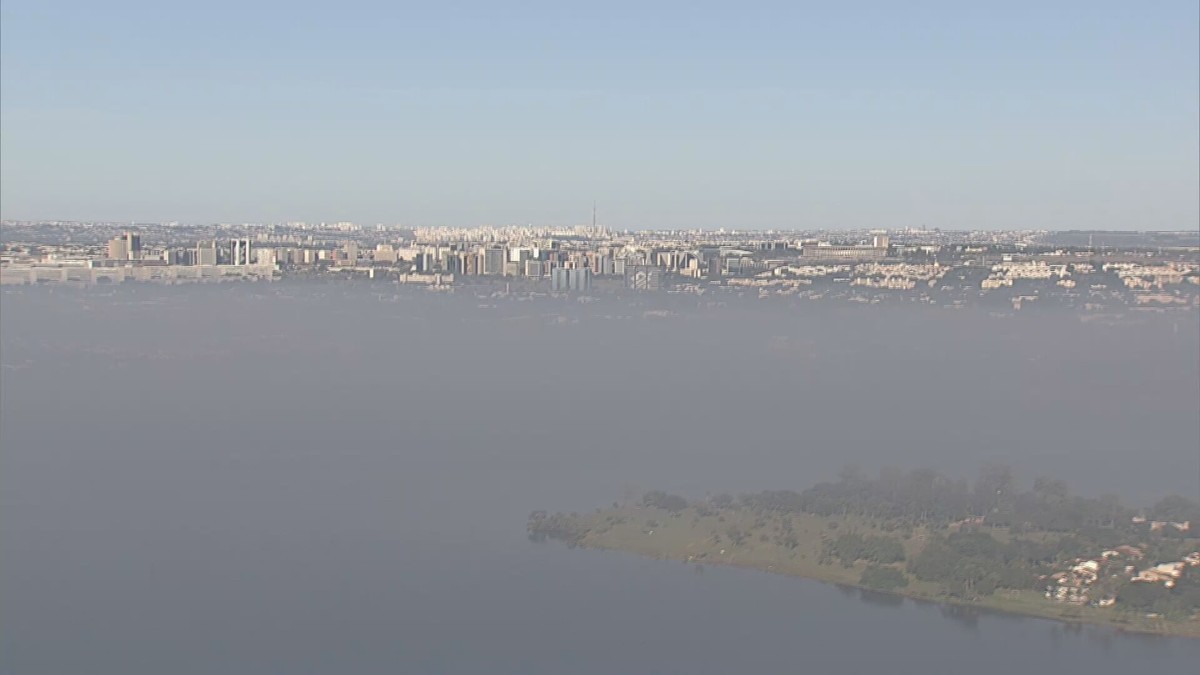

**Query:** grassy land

left=547, top=504, right=1200, bottom=639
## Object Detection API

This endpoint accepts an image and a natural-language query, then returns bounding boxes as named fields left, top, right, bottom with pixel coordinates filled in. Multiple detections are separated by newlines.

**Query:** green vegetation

left=528, top=465, right=1200, bottom=638
left=861, top=564, right=909, bottom=591
left=826, top=532, right=906, bottom=567
left=526, top=510, right=589, bottom=547
left=908, top=531, right=1037, bottom=598
left=641, top=491, right=689, bottom=513
left=736, top=463, right=1200, bottom=534
left=1117, top=574, right=1200, bottom=620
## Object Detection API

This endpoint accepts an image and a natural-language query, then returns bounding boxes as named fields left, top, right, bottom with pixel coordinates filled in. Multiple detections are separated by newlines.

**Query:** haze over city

left=3, top=2, right=1200, bottom=673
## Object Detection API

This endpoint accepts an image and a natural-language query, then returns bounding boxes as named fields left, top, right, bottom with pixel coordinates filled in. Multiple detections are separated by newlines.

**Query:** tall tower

left=125, top=232, right=141, bottom=260
left=227, top=238, right=253, bottom=265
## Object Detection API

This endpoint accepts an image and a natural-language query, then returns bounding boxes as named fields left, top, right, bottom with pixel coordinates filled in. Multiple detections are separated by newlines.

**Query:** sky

left=1, top=1, right=1197, bottom=229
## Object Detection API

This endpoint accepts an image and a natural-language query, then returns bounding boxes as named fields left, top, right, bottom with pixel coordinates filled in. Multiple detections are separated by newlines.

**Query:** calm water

left=2, top=285, right=1198, bottom=673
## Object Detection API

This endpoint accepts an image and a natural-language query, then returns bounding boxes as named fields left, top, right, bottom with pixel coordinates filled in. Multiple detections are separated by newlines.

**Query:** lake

left=2, top=285, right=1198, bottom=673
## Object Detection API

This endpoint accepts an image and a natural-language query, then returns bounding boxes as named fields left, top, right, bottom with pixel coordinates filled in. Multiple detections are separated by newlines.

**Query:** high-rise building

left=255, top=249, right=277, bottom=267
left=551, top=267, right=569, bottom=292
left=524, top=260, right=545, bottom=278
left=702, top=250, right=722, bottom=279
left=126, top=233, right=141, bottom=259
left=626, top=266, right=662, bottom=291
left=594, top=256, right=614, bottom=276
left=107, top=237, right=128, bottom=261
left=377, top=244, right=398, bottom=264
left=196, top=241, right=218, bottom=266
left=551, top=267, right=591, bottom=292
left=482, top=247, right=506, bottom=276
left=107, top=232, right=141, bottom=260
left=570, top=268, right=591, bottom=292
left=230, top=238, right=253, bottom=266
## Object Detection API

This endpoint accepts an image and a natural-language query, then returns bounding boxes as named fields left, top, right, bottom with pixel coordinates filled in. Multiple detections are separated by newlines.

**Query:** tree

left=642, top=491, right=688, bottom=513
left=1149, top=495, right=1200, bottom=524
left=710, top=493, right=734, bottom=508
left=861, top=565, right=909, bottom=591
left=1033, top=477, right=1069, bottom=502
left=973, top=462, right=1014, bottom=514
left=826, top=533, right=906, bottom=566
left=1095, top=493, right=1126, bottom=528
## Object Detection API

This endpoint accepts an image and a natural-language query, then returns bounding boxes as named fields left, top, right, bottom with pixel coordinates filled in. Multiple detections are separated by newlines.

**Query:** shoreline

left=533, top=504, right=1200, bottom=639
left=572, top=539, right=1200, bottom=639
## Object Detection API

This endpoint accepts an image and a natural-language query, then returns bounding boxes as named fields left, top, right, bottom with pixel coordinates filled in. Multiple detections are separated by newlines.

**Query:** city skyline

left=5, top=221, right=1197, bottom=304
left=2, top=1, right=1198, bottom=229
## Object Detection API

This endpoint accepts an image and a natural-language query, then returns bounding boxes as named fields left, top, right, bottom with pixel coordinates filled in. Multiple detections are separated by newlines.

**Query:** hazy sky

left=2, top=1, right=1197, bottom=229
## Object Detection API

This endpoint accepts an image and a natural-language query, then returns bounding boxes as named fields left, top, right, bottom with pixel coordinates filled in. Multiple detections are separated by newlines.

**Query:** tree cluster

left=907, top=531, right=1044, bottom=598
left=642, top=491, right=689, bottom=513
left=1115, top=569, right=1200, bottom=619
left=738, top=463, right=1200, bottom=536
left=825, top=532, right=906, bottom=567
left=527, top=510, right=590, bottom=547
left=860, top=564, right=909, bottom=591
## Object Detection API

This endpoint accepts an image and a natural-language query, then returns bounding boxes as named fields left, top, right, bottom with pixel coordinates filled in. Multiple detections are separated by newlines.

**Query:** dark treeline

left=526, top=510, right=591, bottom=547
left=738, top=464, right=1200, bottom=535
left=826, top=533, right=906, bottom=567
left=907, top=531, right=1058, bottom=598
left=642, top=491, right=689, bottom=513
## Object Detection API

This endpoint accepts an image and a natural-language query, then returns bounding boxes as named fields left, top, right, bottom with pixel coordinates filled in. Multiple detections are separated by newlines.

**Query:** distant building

left=551, top=267, right=592, bottom=292
left=415, top=251, right=435, bottom=273
left=570, top=267, right=591, bottom=292
left=703, top=250, right=722, bottom=279
left=800, top=242, right=887, bottom=261
left=551, top=267, right=568, bottom=291
left=626, top=266, right=662, bottom=291
left=107, top=232, right=141, bottom=261
left=481, top=247, right=506, bottom=276
left=107, top=237, right=128, bottom=261
left=196, top=241, right=218, bottom=266
left=230, top=238, right=253, bottom=266
left=524, top=260, right=545, bottom=278
left=374, top=244, right=397, bottom=264
left=332, top=241, right=359, bottom=267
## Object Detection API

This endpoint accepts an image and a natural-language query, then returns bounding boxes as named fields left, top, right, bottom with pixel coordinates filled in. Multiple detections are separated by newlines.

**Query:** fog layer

left=2, top=285, right=1198, bottom=672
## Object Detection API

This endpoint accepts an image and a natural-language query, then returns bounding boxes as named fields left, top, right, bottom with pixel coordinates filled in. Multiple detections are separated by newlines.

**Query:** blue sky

left=2, top=1, right=1197, bottom=229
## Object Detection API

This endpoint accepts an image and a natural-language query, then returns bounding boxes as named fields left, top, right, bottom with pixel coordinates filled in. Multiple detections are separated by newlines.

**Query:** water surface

left=2, top=285, right=1197, bottom=673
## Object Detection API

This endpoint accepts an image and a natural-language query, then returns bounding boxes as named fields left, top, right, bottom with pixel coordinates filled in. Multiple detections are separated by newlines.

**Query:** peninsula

left=529, top=467, right=1200, bottom=638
